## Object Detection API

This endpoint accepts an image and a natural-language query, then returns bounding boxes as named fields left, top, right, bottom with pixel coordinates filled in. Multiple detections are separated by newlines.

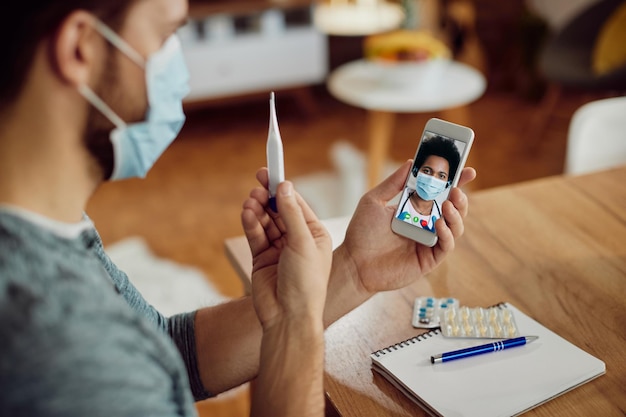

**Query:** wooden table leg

left=367, top=110, right=396, bottom=189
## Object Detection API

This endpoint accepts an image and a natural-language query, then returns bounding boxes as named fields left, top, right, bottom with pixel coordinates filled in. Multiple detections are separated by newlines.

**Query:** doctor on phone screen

left=396, top=135, right=461, bottom=232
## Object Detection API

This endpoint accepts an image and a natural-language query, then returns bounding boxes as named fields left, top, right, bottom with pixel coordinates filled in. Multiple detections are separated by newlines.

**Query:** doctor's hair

left=0, top=0, right=136, bottom=111
left=412, top=135, right=461, bottom=181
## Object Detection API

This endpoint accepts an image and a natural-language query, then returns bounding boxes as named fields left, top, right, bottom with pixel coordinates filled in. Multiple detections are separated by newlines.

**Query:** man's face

left=85, top=0, right=188, bottom=179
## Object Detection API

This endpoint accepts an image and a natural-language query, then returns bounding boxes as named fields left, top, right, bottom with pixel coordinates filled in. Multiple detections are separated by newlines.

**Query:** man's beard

left=83, top=49, right=147, bottom=181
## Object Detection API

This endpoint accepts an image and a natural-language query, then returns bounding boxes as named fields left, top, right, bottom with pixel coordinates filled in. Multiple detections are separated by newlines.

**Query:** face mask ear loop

left=93, top=19, right=145, bottom=69
left=78, top=84, right=126, bottom=130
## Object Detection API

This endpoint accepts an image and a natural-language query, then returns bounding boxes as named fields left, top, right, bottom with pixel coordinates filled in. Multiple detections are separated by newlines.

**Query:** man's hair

left=0, top=1, right=134, bottom=110
left=412, top=135, right=461, bottom=181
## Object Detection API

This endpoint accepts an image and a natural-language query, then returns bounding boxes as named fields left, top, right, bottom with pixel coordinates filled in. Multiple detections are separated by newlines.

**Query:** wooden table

left=224, top=167, right=626, bottom=416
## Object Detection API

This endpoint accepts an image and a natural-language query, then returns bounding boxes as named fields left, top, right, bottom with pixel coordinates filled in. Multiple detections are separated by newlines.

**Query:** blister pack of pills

left=439, top=305, right=519, bottom=338
left=412, top=297, right=460, bottom=328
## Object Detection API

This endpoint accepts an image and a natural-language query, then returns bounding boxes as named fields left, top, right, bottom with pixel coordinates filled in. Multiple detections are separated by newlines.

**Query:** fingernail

left=280, top=181, right=293, bottom=196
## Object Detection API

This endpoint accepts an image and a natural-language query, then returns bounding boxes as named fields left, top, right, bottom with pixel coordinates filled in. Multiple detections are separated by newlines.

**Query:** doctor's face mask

left=79, top=19, right=190, bottom=180
left=415, top=172, right=449, bottom=201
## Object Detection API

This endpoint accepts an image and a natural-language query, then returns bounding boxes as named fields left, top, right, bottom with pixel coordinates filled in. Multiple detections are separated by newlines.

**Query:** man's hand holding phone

left=391, top=118, right=474, bottom=247
left=334, top=160, right=475, bottom=296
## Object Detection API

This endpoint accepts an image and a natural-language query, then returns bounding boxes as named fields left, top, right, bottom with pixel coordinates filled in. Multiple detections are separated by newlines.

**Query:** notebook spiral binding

left=372, top=329, right=441, bottom=357
left=372, top=302, right=509, bottom=357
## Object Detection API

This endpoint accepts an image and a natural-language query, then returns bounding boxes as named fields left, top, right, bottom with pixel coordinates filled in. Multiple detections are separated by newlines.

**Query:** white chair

left=565, top=96, right=626, bottom=175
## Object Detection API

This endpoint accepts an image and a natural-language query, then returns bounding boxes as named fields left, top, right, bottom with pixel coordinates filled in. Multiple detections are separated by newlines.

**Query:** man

left=0, top=1, right=475, bottom=416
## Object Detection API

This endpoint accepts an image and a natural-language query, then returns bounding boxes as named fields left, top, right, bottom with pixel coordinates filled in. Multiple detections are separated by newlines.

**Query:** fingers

left=277, top=181, right=330, bottom=245
left=447, top=187, right=470, bottom=218
left=250, top=185, right=271, bottom=208
left=433, top=196, right=466, bottom=256
left=275, top=181, right=311, bottom=246
left=256, top=168, right=269, bottom=189
left=368, top=160, right=412, bottom=203
left=242, top=195, right=282, bottom=255
left=434, top=214, right=455, bottom=255
left=431, top=179, right=471, bottom=256
left=245, top=178, right=324, bottom=251
left=457, top=167, right=477, bottom=188
left=441, top=199, right=464, bottom=239
left=255, top=167, right=319, bottom=226
left=241, top=203, right=271, bottom=257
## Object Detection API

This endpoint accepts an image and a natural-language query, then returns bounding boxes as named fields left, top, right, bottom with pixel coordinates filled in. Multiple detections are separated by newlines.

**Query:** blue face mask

left=78, top=20, right=189, bottom=180
left=415, top=172, right=448, bottom=201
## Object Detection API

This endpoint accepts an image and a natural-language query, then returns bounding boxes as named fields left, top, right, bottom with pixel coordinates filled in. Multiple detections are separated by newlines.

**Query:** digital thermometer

left=267, top=91, right=285, bottom=212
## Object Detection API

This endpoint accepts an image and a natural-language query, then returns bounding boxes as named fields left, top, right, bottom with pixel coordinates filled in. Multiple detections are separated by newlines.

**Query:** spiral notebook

left=371, top=303, right=605, bottom=417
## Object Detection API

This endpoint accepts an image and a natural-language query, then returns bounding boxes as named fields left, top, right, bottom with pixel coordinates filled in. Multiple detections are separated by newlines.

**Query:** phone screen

left=394, top=131, right=467, bottom=234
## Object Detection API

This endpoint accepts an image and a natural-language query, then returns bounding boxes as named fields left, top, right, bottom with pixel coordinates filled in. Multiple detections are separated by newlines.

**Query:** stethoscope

left=399, top=190, right=442, bottom=219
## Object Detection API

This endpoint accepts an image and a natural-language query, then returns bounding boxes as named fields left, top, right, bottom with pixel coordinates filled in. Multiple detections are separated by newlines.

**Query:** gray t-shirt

left=0, top=208, right=211, bottom=416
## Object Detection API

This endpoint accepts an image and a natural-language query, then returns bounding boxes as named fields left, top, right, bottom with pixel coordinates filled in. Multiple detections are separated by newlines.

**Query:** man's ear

left=49, top=11, right=104, bottom=88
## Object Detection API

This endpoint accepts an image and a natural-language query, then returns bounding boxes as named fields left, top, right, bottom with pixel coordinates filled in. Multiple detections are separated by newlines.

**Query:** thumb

left=368, top=160, right=412, bottom=203
left=276, top=181, right=310, bottom=245
left=457, top=167, right=477, bottom=188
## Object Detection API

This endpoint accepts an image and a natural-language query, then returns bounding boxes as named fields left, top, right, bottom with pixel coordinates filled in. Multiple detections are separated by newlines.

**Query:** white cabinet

left=179, top=6, right=328, bottom=102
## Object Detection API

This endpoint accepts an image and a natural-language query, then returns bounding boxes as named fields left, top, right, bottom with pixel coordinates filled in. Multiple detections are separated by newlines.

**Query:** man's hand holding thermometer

left=267, top=92, right=285, bottom=212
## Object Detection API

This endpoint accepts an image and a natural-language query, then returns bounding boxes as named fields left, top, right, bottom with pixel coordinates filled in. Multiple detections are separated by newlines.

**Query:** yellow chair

left=528, top=0, right=626, bottom=148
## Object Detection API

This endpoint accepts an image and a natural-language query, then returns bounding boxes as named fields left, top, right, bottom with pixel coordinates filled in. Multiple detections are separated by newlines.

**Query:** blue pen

left=430, top=336, right=538, bottom=364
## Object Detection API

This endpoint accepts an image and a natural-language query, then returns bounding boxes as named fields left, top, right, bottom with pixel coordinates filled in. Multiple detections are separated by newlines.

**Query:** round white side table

left=327, top=59, right=486, bottom=187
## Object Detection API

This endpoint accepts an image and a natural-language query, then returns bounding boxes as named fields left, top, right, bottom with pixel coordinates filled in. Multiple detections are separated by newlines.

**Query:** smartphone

left=391, top=118, right=474, bottom=247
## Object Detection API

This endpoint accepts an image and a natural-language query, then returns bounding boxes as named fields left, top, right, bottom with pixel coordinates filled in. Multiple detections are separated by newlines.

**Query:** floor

left=85, top=83, right=596, bottom=416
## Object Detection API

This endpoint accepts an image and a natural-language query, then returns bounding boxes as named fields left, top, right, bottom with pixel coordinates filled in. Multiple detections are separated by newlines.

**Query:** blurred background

left=85, top=0, right=626, bottom=415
